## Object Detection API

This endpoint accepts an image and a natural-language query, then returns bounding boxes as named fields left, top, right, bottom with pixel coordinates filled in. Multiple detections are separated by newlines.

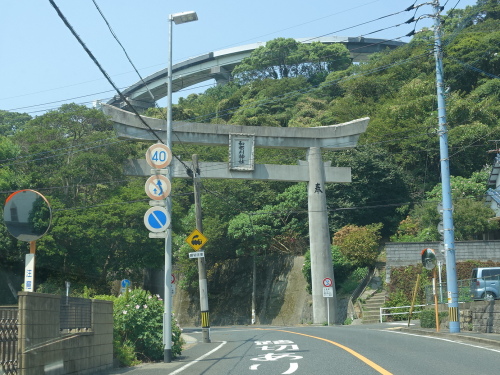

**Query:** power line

left=48, top=0, right=164, bottom=144
left=91, top=0, right=156, bottom=103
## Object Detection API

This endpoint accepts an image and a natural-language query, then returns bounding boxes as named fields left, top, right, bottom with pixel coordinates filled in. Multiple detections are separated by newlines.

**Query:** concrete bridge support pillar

left=307, top=147, right=336, bottom=325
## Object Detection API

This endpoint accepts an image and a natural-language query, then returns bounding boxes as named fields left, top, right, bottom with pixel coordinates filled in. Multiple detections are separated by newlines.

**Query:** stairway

left=361, top=291, right=387, bottom=324
left=361, top=263, right=387, bottom=324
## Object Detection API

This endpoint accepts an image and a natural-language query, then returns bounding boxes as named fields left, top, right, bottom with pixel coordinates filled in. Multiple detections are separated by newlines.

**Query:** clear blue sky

left=1, top=0, right=479, bottom=116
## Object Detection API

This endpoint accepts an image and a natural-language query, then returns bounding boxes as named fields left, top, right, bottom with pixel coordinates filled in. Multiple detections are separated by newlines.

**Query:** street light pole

left=164, top=10, right=198, bottom=363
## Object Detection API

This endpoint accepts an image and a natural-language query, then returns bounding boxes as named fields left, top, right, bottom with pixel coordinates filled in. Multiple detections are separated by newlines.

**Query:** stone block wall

left=385, top=240, right=500, bottom=269
left=471, top=301, right=500, bottom=333
left=17, top=293, right=113, bottom=375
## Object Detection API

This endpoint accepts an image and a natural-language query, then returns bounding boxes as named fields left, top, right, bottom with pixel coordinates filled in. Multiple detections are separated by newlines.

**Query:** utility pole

left=192, top=154, right=211, bottom=343
left=432, top=0, right=460, bottom=333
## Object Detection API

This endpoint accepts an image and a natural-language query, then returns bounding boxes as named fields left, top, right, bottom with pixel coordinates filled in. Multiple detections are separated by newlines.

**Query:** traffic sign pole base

left=164, top=349, right=171, bottom=363
left=202, top=328, right=211, bottom=343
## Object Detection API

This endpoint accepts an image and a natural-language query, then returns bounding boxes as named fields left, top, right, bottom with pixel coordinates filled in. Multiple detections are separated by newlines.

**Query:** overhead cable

left=48, top=0, right=164, bottom=144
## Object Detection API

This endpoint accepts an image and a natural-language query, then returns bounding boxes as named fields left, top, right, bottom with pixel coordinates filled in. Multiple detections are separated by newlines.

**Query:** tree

left=0, top=110, right=31, bottom=136
left=13, top=103, right=138, bottom=206
left=35, top=179, right=160, bottom=292
left=324, top=146, right=412, bottom=236
left=391, top=170, right=498, bottom=241
left=229, top=77, right=310, bottom=127
left=333, top=224, right=382, bottom=267
left=232, top=38, right=351, bottom=84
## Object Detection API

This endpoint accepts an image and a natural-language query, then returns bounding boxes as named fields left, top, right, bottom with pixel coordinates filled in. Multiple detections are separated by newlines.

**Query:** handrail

left=379, top=304, right=426, bottom=323
left=347, top=267, right=375, bottom=320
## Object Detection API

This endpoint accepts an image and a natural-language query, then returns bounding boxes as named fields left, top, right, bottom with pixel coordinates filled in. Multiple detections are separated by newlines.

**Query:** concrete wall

left=385, top=240, right=500, bottom=269
left=17, top=293, right=113, bottom=375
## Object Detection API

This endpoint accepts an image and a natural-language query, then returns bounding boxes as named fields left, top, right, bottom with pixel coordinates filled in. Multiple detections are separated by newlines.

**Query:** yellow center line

left=256, top=328, right=393, bottom=375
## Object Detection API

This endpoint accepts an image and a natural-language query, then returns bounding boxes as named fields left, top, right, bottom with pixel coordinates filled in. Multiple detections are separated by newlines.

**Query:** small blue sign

left=144, top=207, right=170, bottom=232
left=121, top=279, right=131, bottom=289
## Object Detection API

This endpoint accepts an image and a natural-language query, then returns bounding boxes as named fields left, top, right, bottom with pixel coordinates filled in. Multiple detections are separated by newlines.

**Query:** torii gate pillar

left=307, top=147, right=336, bottom=324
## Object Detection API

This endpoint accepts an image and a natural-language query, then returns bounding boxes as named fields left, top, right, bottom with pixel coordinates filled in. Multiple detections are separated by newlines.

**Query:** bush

left=382, top=290, right=411, bottom=321
left=95, top=288, right=184, bottom=366
left=338, top=266, right=369, bottom=295
left=302, top=246, right=356, bottom=293
left=420, top=309, right=448, bottom=328
left=333, top=224, right=382, bottom=267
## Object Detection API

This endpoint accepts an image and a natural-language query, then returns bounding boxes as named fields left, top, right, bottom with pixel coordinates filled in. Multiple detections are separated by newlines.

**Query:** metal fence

left=379, top=304, right=426, bottom=323
left=60, top=297, right=92, bottom=331
left=424, top=277, right=500, bottom=305
left=0, top=307, right=18, bottom=375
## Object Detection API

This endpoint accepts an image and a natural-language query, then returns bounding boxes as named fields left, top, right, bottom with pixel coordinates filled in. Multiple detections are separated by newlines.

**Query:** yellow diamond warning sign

left=186, top=229, right=208, bottom=251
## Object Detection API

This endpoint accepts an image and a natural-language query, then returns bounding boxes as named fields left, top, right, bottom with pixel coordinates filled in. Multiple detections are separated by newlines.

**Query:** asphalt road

left=105, top=324, right=500, bottom=374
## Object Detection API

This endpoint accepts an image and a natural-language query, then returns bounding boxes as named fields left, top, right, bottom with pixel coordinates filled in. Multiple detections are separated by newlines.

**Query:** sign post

left=421, top=248, right=440, bottom=332
left=322, top=278, right=334, bottom=326
left=144, top=143, right=173, bottom=361
left=186, top=227, right=210, bottom=342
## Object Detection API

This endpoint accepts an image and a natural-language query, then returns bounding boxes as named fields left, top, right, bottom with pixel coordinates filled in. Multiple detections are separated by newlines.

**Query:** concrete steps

left=360, top=263, right=387, bottom=324
left=361, top=291, right=387, bottom=324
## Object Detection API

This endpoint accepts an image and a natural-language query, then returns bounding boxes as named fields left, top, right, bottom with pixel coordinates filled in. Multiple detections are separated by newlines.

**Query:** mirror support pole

left=30, top=241, right=36, bottom=254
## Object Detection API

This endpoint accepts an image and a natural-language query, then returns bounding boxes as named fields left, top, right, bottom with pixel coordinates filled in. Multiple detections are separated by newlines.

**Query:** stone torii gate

left=102, top=104, right=368, bottom=324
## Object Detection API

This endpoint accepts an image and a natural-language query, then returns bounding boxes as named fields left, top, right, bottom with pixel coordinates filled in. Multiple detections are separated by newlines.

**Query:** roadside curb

left=181, top=333, right=198, bottom=350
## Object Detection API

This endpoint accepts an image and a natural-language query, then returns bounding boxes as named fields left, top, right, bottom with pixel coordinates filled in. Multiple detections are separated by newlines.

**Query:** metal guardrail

left=379, top=304, right=426, bottom=323
left=0, top=307, right=18, bottom=375
left=60, top=297, right=91, bottom=330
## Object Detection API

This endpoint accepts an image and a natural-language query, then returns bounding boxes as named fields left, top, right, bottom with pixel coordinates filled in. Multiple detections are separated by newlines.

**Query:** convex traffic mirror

left=3, top=189, right=52, bottom=242
left=421, top=248, right=437, bottom=271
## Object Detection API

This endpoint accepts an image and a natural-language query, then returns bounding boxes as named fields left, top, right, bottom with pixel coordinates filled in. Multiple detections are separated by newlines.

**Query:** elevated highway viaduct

left=107, top=36, right=405, bottom=111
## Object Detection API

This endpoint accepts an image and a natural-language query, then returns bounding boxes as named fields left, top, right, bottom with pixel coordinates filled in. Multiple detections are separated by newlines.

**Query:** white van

left=470, top=267, right=500, bottom=300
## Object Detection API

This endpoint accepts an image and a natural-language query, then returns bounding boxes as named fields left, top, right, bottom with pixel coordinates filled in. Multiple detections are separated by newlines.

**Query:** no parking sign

left=144, top=207, right=170, bottom=232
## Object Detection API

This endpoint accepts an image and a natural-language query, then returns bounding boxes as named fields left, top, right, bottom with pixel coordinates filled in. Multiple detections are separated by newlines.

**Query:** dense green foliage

left=232, top=38, right=351, bottom=85
left=94, top=288, right=184, bottom=365
left=333, top=224, right=383, bottom=267
left=420, top=310, right=448, bottom=328
left=1, top=2, right=500, bottom=308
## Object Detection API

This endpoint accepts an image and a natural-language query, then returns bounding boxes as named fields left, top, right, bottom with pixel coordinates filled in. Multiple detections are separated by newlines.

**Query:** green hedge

left=420, top=309, right=448, bottom=328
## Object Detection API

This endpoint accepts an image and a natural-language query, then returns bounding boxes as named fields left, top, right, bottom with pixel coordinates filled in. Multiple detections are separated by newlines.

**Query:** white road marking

left=169, top=341, right=227, bottom=375
left=250, top=364, right=260, bottom=370
left=282, top=362, right=299, bottom=374
left=383, top=330, right=500, bottom=353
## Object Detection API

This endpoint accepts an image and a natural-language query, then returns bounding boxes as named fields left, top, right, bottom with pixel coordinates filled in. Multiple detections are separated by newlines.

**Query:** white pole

left=327, top=297, right=330, bottom=326
left=163, top=13, right=174, bottom=364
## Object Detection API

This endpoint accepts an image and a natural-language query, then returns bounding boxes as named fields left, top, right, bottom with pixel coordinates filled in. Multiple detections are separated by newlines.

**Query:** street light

left=164, top=10, right=198, bottom=363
